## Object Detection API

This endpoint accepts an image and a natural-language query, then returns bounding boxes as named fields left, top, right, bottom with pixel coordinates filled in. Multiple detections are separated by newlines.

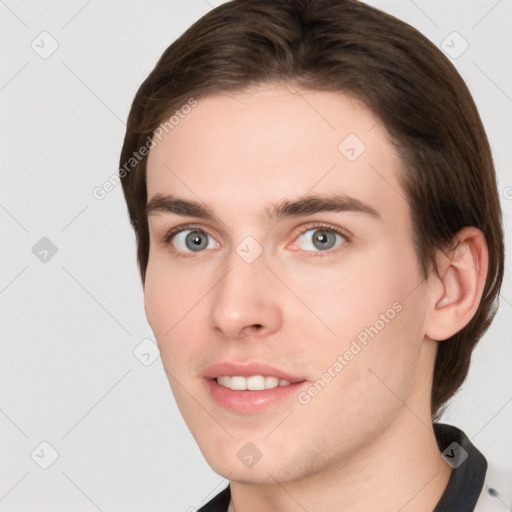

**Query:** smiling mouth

left=215, top=375, right=303, bottom=390
left=206, top=372, right=308, bottom=413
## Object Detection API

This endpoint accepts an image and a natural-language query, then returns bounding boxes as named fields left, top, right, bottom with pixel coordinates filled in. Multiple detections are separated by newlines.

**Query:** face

left=144, top=84, right=435, bottom=484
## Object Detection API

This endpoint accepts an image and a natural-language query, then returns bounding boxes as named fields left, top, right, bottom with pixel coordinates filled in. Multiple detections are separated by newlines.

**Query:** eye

left=166, top=228, right=220, bottom=254
left=293, top=225, right=348, bottom=253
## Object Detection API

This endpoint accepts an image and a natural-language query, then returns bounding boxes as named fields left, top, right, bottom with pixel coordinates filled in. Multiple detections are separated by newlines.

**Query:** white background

left=1, top=0, right=511, bottom=510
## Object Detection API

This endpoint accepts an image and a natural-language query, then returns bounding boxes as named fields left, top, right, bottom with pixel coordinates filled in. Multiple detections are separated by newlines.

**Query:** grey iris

left=186, top=230, right=208, bottom=251
left=313, top=230, right=337, bottom=250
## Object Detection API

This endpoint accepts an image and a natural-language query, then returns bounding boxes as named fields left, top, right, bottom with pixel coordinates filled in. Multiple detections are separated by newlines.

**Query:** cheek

left=143, top=257, right=204, bottom=368
left=289, top=246, right=417, bottom=344
left=303, top=297, right=426, bottom=436
left=143, top=267, right=172, bottom=338
left=292, top=239, right=426, bottom=387
left=144, top=254, right=199, bottom=334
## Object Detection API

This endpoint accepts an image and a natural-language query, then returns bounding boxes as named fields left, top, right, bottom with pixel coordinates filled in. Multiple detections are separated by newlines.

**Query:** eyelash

left=162, top=222, right=351, bottom=258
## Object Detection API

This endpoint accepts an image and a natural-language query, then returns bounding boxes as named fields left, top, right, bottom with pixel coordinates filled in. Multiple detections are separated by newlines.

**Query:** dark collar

left=433, top=423, right=487, bottom=511
left=198, top=423, right=487, bottom=512
left=197, top=485, right=230, bottom=512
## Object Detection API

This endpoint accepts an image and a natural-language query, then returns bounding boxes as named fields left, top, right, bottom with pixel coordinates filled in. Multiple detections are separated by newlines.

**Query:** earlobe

left=426, top=227, right=489, bottom=341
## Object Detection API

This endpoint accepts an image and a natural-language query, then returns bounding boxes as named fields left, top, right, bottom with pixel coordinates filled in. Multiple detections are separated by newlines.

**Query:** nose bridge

left=208, top=242, right=282, bottom=338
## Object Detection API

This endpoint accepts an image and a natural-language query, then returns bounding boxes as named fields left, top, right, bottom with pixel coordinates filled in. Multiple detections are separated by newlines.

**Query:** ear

left=425, top=227, right=489, bottom=341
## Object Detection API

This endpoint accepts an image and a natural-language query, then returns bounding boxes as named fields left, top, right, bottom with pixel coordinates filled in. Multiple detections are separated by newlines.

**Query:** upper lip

left=203, top=361, right=306, bottom=383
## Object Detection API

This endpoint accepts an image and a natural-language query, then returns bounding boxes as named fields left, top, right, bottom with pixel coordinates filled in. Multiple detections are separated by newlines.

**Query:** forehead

left=146, top=85, right=407, bottom=221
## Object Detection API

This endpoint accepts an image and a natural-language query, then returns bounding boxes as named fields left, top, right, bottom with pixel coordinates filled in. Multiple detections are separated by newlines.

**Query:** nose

left=208, top=250, right=283, bottom=340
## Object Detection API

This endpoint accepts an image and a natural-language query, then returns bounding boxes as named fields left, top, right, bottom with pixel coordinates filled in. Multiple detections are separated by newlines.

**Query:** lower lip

left=205, top=378, right=308, bottom=413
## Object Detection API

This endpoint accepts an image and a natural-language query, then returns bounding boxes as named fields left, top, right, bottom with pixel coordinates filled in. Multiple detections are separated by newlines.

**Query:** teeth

left=216, top=376, right=231, bottom=388
left=215, top=375, right=293, bottom=390
left=230, top=376, right=247, bottom=390
left=265, top=376, right=279, bottom=389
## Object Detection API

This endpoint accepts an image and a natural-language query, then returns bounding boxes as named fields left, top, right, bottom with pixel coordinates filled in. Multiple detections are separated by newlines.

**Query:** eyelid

left=293, top=221, right=351, bottom=240
left=162, top=223, right=212, bottom=244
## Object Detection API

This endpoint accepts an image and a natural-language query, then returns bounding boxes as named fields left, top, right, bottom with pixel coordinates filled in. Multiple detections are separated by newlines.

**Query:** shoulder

left=196, top=485, right=231, bottom=512
left=474, top=463, right=512, bottom=512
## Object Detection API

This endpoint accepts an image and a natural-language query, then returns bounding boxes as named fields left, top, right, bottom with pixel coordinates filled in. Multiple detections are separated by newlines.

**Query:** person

left=118, top=0, right=506, bottom=510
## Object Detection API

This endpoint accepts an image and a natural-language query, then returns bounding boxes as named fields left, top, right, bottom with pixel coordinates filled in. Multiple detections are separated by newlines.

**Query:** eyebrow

left=147, top=193, right=380, bottom=223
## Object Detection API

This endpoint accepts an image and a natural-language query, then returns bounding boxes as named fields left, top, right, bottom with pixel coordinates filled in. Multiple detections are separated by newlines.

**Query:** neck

left=229, top=411, right=452, bottom=512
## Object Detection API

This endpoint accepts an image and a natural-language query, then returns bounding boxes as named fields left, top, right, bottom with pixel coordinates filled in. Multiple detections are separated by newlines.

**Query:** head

left=119, top=0, right=503, bottom=483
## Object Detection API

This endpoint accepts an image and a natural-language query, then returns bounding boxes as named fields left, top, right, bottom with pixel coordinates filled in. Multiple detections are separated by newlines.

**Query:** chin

left=200, top=439, right=317, bottom=486
left=207, top=458, right=292, bottom=485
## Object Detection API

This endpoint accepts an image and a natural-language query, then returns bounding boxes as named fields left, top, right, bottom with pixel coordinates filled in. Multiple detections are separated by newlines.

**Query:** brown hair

left=119, top=0, right=504, bottom=418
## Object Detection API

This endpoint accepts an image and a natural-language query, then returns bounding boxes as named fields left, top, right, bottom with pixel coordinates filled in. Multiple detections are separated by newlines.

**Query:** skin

left=144, top=84, right=488, bottom=511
